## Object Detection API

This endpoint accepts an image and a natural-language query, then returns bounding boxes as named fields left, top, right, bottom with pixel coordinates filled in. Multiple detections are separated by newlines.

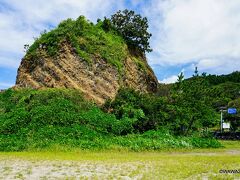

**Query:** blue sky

left=0, top=0, right=240, bottom=89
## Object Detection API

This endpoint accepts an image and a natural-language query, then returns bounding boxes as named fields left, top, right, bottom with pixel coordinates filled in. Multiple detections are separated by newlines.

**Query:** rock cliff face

left=16, top=17, right=158, bottom=104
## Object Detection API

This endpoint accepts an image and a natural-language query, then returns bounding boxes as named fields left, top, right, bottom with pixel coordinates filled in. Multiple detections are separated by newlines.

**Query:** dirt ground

left=0, top=160, right=149, bottom=179
left=0, top=145, right=240, bottom=179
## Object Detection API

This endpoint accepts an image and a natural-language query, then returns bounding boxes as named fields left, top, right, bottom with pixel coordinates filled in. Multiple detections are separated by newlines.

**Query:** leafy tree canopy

left=110, top=9, right=152, bottom=53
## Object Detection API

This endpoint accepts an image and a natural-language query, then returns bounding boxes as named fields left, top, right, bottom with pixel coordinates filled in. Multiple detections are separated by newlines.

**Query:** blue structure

left=228, top=108, right=237, bottom=114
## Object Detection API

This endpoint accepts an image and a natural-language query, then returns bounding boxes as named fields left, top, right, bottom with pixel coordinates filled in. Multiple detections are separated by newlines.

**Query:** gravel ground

left=0, top=160, right=149, bottom=179
left=0, top=149, right=239, bottom=179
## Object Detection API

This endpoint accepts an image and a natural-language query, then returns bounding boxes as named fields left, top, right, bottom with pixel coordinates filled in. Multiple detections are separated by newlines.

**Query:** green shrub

left=0, top=88, right=222, bottom=151
left=103, top=88, right=170, bottom=132
left=26, top=15, right=127, bottom=72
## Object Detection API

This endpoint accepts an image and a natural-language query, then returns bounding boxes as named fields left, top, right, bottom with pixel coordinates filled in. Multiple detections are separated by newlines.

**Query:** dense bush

left=0, top=126, right=221, bottom=152
left=0, top=89, right=135, bottom=136
left=0, top=88, right=221, bottom=151
left=103, top=88, right=170, bottom=132
left=104, top=84, right=221, bottom=135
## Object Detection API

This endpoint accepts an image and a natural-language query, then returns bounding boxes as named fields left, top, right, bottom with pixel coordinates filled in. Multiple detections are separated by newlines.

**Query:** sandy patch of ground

left=0, top=148, right=240, bottom=180
left=0, top=160, right=149, bottom=180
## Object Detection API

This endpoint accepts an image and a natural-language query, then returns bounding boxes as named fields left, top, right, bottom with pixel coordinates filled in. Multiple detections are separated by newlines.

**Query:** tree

left=170, top=76, right=218, bottom=135
left=110, top=9, right=152, bottom=53
left=227, top=98, right=240, bottom=132
left=101, top=17, right=112, bottom=32
left=103, top=88, right=169, bottom=132
left=202, top=72, right=207, bottom=77
left=178, top=72, right=184, bottom=82
left=176, top=72, right=184, bottom=91
left=193, top=66, right=199, bottom=77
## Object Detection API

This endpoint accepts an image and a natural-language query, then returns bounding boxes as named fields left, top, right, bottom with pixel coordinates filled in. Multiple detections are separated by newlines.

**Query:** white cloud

left=1, top=0, right=120, bottom=24
left=197, top=57, right=240, bottom=74
left=0, top=82, right=14, bottom=89
left=161, top=75, right=178, bottom=84
left=0, top=0, right=124, bottom=68
left=0, top=56, right=20, bottom=68
left=197, top=58, right=224, bottom=70
left=0, top=0, right=240, bottom=78
left=145, top=0, right=240, bottom=74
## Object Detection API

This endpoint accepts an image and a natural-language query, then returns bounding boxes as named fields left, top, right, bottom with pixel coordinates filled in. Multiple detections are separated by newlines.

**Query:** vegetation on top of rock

left=26, top=15, right=127, bottom=71
left=17, top=11, right=158, bottom=105
left=24, top=9, right=153, bottom=72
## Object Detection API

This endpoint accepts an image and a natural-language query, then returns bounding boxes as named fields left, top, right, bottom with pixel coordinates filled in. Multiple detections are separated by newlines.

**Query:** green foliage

left=0, top=127, right=221, bottom=152
left=156, top=71, right=240, bottom=134
left=0, top=88, right=136, bottom=135
left=170, top=76, right=219, bottom=135
left=104, top=83, right=225, bottom=136
left=3, top=71, right=239, bottom=151
left=208, top=82, right=240, bottom=108
left=132, top=57, right=146, bottom=71
left=26, top=16, right=127, bottom=71
left=205, top=71, right=240, bottom=85
left=5, top=70, right=240, bottom=151
left=110, top=9, right=152, bottom=53
left=227, top=98, right=240, bottom=132
left=176, top=72, right=184, bottom=89
left=101, top=17, right=113, bottom=32
left=104, top=88, right=172, bottom=132
left=0, top=88, right=220, bottom=151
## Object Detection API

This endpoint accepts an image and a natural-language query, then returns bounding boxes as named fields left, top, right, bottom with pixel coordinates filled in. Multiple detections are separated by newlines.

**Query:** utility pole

left=220, top=108, right=227, bottom=133
left=220, top=110, right=223, bottom=133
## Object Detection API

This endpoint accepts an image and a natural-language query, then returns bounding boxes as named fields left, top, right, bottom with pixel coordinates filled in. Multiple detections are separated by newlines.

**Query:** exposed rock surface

left=16, top=42, right=157, bottom=105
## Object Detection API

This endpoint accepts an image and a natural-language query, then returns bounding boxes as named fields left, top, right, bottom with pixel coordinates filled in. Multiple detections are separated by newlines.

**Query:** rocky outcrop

left=16, top=42, right=157, bottom=105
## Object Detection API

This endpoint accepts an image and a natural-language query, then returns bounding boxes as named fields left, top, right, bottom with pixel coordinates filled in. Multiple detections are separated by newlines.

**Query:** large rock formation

left=16, top=17, right=158, bottom=104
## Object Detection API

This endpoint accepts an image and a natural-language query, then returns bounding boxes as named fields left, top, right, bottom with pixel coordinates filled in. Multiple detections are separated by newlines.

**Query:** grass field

left=0, top=141, right=239, bottom=179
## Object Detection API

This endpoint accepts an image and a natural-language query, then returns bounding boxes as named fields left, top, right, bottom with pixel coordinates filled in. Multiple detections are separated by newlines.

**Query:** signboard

left=228, top=108, right=237, bottom=114
left=223, top=122, right=230, bottom=129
